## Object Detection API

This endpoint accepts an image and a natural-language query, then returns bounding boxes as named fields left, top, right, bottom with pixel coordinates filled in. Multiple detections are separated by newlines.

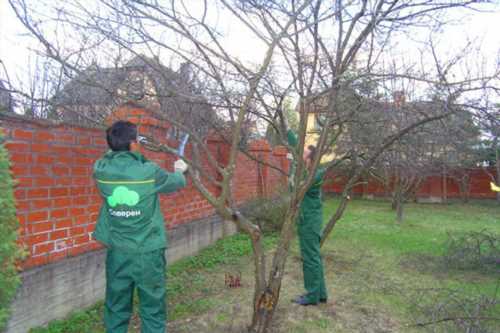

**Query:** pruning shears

left=177, top=133, right=189, bottom=157
left=138, top=132, right=189, bottom=157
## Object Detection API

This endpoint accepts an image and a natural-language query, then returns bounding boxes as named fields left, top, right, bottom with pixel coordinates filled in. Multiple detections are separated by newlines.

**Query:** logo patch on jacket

left=107, top=186, right=140, bottom=207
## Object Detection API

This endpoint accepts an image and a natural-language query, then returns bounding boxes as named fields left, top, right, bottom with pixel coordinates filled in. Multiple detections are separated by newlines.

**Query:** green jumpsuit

left=288, top=131, right=328, bottom=304
left=93, top=151, right=186, bottom=333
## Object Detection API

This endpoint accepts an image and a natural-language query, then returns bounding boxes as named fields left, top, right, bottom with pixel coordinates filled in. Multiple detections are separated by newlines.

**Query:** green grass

left=29, top=233, right=278, bottom=333
left=29, top=199, right=500, bottom=332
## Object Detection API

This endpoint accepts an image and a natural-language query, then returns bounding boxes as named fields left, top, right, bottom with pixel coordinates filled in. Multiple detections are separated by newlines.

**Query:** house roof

left=54, top=56, right=215, bottom=133
left=54, top=56, right=179, bottom=106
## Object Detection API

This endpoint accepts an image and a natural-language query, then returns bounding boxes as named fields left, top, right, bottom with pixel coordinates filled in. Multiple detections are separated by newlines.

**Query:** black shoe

left=320, top=297, right=327, bottom=303
left=292, top=295, right=318, bottom=306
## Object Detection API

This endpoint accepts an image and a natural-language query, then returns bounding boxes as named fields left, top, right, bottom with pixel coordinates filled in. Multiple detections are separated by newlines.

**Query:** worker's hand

left=286, top=153, right=293, bottom=160
left=174, top=159, right=188, bottom=173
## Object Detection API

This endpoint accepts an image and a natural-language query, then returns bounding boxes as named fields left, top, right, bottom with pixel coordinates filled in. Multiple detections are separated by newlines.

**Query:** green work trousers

left=298, top=216, right=327, bottom=303
left=104, top=248, right=167, bottom=333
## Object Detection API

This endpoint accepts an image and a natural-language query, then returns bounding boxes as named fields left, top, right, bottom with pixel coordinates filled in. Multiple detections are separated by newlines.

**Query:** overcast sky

left=1, top=1, right=500, bottom=93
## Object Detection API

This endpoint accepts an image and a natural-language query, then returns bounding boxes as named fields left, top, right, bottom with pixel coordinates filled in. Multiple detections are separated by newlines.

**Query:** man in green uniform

left=93, top=121, right=188, bottom=332
left=288, top=130, right=328, bottom=306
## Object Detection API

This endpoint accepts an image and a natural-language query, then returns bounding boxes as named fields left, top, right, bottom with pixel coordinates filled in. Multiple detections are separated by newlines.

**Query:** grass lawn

left=30, top=198, right=500, bottom=333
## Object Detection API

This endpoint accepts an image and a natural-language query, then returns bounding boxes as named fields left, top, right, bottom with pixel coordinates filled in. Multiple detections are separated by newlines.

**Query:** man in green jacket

left=93, top=121, right=188, bottom=333
left=288, top=131, right=328, bottom=306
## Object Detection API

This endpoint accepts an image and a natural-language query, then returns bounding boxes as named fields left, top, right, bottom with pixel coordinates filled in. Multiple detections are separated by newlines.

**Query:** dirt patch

left=168, top=244, right=401, bottom=333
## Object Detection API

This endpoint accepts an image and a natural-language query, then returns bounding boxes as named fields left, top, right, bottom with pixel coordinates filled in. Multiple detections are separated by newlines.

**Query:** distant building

left=301, top=88, right=476, bottom=163
left=54, top=56, right=214, bottom=136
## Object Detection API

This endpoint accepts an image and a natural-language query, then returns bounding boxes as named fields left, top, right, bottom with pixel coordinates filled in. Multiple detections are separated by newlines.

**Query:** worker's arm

left=155, top=166, right=187, bottom=194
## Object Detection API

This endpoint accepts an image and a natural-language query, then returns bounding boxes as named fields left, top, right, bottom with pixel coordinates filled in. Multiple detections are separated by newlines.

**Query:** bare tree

left=8, top=0, right=500, bottom=332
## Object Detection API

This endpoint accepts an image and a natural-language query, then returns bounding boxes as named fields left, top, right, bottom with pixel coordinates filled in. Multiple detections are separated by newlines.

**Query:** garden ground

left=30, top=198, right=500, bottom=333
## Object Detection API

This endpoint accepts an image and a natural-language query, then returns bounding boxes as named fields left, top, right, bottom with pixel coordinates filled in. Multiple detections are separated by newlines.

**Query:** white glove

left=174, top=159, right=188, bottom=173
left=286, top=153, right=293, bottom=160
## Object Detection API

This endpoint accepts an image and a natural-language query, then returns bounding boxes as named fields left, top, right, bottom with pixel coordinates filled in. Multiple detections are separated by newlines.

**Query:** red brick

left=89, top=241, right=103, bottom=250
left=74, top=234, right=90, bottom=245
left=34, top=177, right=55, bottom=187
left=31, top=165, right=48, bottom=176
left=36, top=155, right=54, bottom=164
left=73, top=177, right=90, bottom=186
left=78, top=137, right=91, bottom=145
left=33, top=242, right=54, bottom=255
left=71, top=187, right=88, bottom=196
left=11, top=165, right=29, bottom=176
left=16, top=177, right=33, bottom=187
left=16, top=200, right=30, bottom=212
left=56, top=177, right=72, bottom=186
left=32, top=143, right=50, bottom=153
left=50, top=187, right=68, bottom=197
left=73, top=196, right=89, bottom=206
left=10, top=153, right=33, bottom=164
left=28, top=211, right=48, bottom=223
left=56, top=155, right=72, bottom=164
left=27, top=188, right=49, bottom=199
left=52, top=166, right=69, bottom=176
left=49, top=250, right=68, bottom=262
left=32, top=221, right=52, bottom=233
left=26, top=233, right=49, bottom=246
left=12, top=129, right=33, bottom=140
left=35, top=131, right=55, bottom=141
left=32, top=199, right=51, bottom=210
left=50, top=229, right=68, bottom=240
left=74, top=147, right=100, bottom=156
left=68, top=245, right=89, bottom=257
left=5, top=142, right=30, bottom=152
left=14, top=189, right=26, bottom=200
left=71, top=207, right=85, bottom=216
left=55, top=218, right=72, bottom=229
left=70, top=226, right=85, bottom=236
left=50, top=208, right=68, bottom=219
left=56, top=134, right=74, bottom=144
left=53, top=197, right=71, bottom=208
left=74, top=157, right=93, bottom=165
left=54, top=238, right=72, bottom=251
left=89, top=205, right=101, bottom=214
left=94, top=138, right=107, bottom=146
left=71, top=167, right=88, bottom=176
left=74, top=215, right=90, bottom=225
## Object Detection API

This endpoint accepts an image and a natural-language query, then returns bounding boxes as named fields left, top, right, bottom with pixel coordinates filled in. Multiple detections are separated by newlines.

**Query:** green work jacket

left=92, top=151, right=186, bottom=252
left=299, top=167, right=326, bottom=234
left=287, top=130, right=326, bottom=233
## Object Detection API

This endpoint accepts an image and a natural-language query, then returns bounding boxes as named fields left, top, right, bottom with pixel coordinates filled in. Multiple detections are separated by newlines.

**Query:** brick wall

left=324, top=168, right=498, bottom=200
left=0, top=104, right=289, bottom=270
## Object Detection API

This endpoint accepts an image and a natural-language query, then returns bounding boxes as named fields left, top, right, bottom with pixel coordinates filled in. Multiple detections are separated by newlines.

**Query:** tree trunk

left=320, top=194, right=350, bottom=247
left=442, top=167, right=448, bottom=204
left=496, top=141, right=500, bottom=204
left=391, top=196, right=397, bottom=210
left=396, top=198, right=404, bottom=224
left=248, top=211, right=298, bottom=332
left=459, top=177, right=470, bottom=204
left=249, top=288, right=279, bottom=333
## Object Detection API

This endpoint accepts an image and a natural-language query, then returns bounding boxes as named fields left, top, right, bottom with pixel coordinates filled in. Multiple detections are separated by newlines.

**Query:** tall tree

left=8, top=0, right=500, bottom=331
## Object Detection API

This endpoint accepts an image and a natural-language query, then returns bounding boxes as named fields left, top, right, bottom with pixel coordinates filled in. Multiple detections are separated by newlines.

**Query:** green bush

left=244, top=194, right=290, bottom=233
left=0, top=131, right=23, bottom=331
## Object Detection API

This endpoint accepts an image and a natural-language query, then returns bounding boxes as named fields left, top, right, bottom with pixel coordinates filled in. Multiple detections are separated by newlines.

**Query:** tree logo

left=107, top=186, right=140, bottom=207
